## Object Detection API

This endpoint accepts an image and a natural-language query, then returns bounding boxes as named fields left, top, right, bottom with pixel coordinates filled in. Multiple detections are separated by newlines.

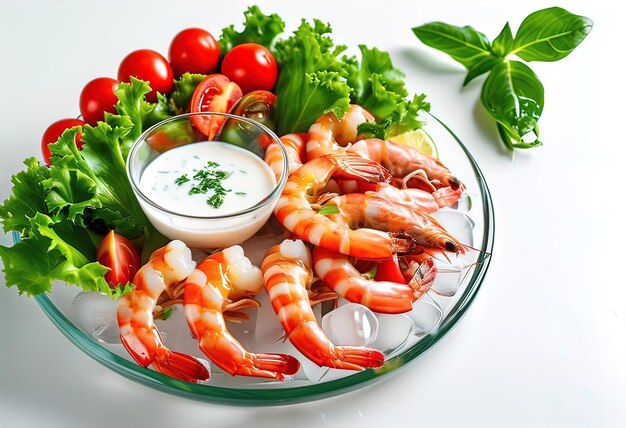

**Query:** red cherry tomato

left=168, top=28, right=220, bottom=78
left=41, top=118, right=87, bottom=165
left=117, top=49, right=174, bottom=102
left=221, top=43, right=278, bottom=94
left=96, top=230, right=141, bottom=287
left=374, top=256, right=407, bottom=284
left=79, top=77, right=120, bottom=125
left=189, top=74, right=243, bottom=139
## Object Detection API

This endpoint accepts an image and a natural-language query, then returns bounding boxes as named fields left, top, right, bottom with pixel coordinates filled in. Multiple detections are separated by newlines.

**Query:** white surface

left=1, top=0, right=625, bottom=427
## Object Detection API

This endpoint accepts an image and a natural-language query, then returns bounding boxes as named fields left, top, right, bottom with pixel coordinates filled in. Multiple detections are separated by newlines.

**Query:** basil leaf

left=511, top=7, right=593, bottom=62
left=492, top=22, right=514, bottom=57
left=412, top=23, right=496, bottom=70
left=481, top=61, right=544, bottom=149
left=463, top=56, right=502, bottom=86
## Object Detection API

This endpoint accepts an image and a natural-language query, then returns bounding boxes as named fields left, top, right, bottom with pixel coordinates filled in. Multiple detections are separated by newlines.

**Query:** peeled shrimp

left=117, top=240, right=209, bottom=383
left=262, top=240, right=385, bottom=370
left=273, top=154, right=415, bottom=259
left=265, top=133, right=307, bottom=181
left=306, top=105, right=375, bottom=160
left=183, top=246, right=300, bottom=380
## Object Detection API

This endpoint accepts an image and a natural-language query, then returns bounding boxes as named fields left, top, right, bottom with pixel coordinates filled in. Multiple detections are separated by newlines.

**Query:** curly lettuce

left=218, top=5, right=285, bottom=54
left=0, top=160, right=126, bottom=297
left=273, top=19, right=351, bottom=134
left=345, top=45, right=430, bottom=139
left=0, top=78, right=169, bottom=298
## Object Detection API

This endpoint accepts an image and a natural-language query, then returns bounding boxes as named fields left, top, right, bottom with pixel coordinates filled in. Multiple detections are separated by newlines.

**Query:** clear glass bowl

left=26, top=112, right=494, bottom=406
left=126, top=112, right=288, bottom=249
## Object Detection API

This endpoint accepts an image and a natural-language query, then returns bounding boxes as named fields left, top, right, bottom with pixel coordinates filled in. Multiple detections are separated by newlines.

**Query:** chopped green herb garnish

left=161, top=307, right=173, bottom=320
left=235, top=192, right=247, bottom=196
left=176, top=161, right=232, bottom=208
left=175, top=174, right=190, bottom=185
left=319, top=204, right=340, bottom=216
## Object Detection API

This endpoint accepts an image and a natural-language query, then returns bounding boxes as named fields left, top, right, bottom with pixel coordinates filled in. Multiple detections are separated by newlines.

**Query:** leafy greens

left=413, top=6, right=592, bottom=149
left=1, top=5, right=432, bottom=298
left=0, top=78, right=170, bottom=297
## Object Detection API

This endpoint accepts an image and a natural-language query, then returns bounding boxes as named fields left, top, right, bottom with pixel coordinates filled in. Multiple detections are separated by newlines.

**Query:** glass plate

left=21, top=112, right=494, bottom=406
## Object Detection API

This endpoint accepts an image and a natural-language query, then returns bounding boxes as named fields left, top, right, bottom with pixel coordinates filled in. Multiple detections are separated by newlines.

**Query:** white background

left=1, top=0, right=625, bottom=427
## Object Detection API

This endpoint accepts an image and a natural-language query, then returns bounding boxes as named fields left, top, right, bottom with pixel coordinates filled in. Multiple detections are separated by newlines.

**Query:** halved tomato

left=189, top=74, right=242, bottom=139
left=96, top=230, right=141, bottom=287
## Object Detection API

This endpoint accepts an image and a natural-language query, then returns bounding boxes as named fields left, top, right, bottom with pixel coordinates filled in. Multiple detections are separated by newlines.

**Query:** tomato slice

left=96, top=231, right=141, bottom=287
left=189, top=74, right=242, bottom=139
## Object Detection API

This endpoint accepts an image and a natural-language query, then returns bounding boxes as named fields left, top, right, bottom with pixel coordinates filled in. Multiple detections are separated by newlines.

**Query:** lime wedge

left=389, top=129, right=438, bottom=159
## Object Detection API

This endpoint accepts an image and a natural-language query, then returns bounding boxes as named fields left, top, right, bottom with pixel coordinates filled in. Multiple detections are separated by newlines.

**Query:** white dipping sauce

left=140, top=141, right=276, bottom=216
left=136, top=141, right=281, bottom=249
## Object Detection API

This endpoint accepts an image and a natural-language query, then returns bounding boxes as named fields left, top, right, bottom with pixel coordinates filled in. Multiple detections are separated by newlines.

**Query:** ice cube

left=430, top=264, right=463, bottom=297
left=451, top=191, right=474, bottom=213
left=431, top=209, right=474, bottom=247
left=254, top=291, right=286, bottom=345
left=371, top=314, right=413, bottom=353
left=291, top=347, right=331, bottom=383
left=405, top=295, right=443, bottom=336
left=154, top=304, right=202, bottom=357
left=321, top=303, right=378, bottom=346
left=69, top=291, right=120, bottom=344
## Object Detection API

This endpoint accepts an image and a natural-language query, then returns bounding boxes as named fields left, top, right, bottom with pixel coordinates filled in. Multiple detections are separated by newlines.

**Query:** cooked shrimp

left=348, top=138, right=463, bottom=192
left=273, top=154, right=415, bottom=259
left=335, top=179, right=440, bottom=213
left=183, top=245, right=300, bottom=380
left=320, top=193, right=465, bottom=254
left=306, top=105, right=375, bottom=160
left=265, top=133, right=307, bottom=181
left=117, top=240, right=210, bottom=383
left=312, top=247, right=431, bottom=314
left=336, top=178, right=463, bottom=211
left=262, top=240, right=385, bottom=370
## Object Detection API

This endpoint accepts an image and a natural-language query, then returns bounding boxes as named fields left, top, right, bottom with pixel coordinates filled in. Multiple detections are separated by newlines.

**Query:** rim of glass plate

left=24, top=111, right=495, bottom=406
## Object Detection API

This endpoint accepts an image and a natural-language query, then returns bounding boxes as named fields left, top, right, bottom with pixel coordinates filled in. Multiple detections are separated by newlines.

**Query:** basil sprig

left=413, top=7, right=592, bottom=150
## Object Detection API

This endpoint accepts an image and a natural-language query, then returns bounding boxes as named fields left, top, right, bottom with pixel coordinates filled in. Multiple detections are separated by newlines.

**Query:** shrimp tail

left=330, top=346, right=385, bottom=370
left=390, top=232, right=417, bottom=255
left=152, top=346, right=210, bottom=382
left=331, top=154, right=392, bottom=184
left=249, top=353, right=301, bottom=378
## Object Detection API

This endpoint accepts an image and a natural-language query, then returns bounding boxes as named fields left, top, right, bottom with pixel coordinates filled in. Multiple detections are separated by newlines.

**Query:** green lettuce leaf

left=169, top=73, right=206, bottom=113
left=346, top=45, right=408, bottom=104
left=345, top=45, right=429, bottom=139
left=0, top=213, right=128, bottom=298
left=114, top=77, right=172, bottom=145
left=48, top=118, right=148, bottom=238
left=0, top=157, right=52, bottom=233
left=218, top=5, right=286, bottom=54
left=358, top=94, right=430, bottom=139
left=273, top=19, right=351, bottom=134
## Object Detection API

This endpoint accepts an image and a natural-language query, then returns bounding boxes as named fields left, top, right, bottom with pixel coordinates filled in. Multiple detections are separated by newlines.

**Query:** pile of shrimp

left=117, top=105, right=471, bottom=383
